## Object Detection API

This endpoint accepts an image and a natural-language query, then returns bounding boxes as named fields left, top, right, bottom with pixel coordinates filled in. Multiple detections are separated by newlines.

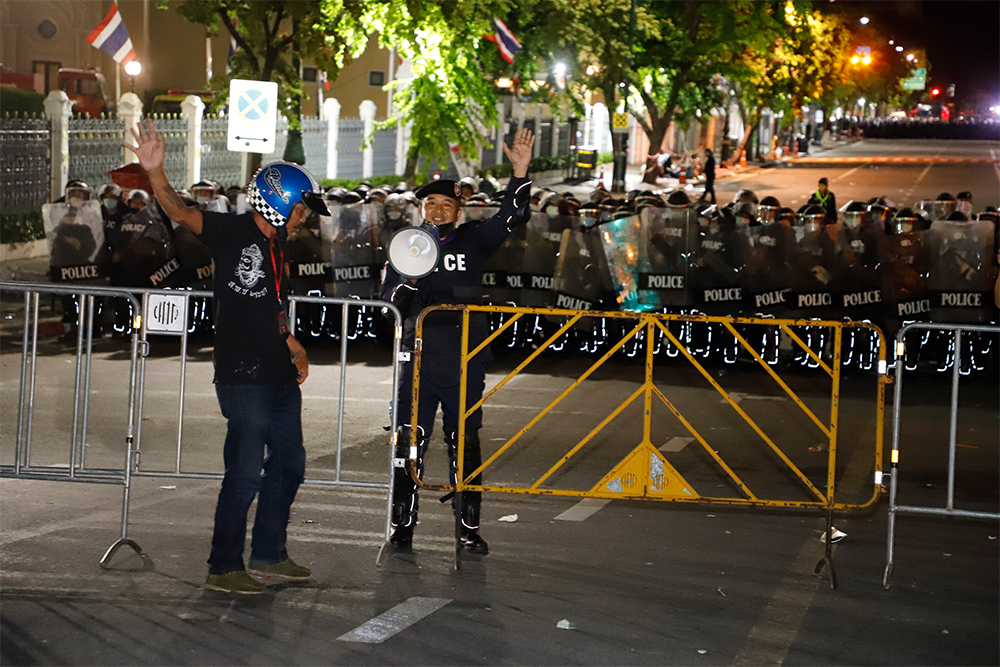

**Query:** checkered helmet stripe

left=246, top=181, right=287, bottom=226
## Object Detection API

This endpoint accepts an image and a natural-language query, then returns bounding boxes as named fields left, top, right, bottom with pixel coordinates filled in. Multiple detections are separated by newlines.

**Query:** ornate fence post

left=323, top=98, right=340, bottom=180
left=118, top=92, right=143, bottom=164
left=533, top=105, right=543, bottom=158
left=44, top=90, right=72, bottom=200
left=494, top=102, right=505, bottom=166
left=551, top=111, right=561, bottom=158
left=182, top=95, right=205, bottom=186
left=359, top=100, right=376, bottom=179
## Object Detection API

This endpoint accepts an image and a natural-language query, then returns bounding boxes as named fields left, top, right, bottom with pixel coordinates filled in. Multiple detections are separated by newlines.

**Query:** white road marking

left=659, top=436, right=695, bottom=452
left=724, top=392, right=788, bottom=405
left=337, top=596, right=451, bottom=644
left=554, top=498, right=611, bottom=521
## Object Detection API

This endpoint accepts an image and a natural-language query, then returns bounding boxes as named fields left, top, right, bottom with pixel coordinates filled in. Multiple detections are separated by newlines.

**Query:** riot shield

left=691, top=220, right=741, bottom=315
left=520, top=212, right=578, bottom=307
left=635, top=207, right=695, bottom=310
left=926, top=220, right=997, bottom=323
left=835, top=220, right=884, bottom=320
left=480, top=208, right=526, bottom=305
left=734, top=222, right=788, bottom=316
left=596, top=214, right=645, bottom=312
left=878, top=230, right=931, bottom=337
left=915, top=200, right=954, bottom=223
left=552, top=227, right=615, bottom=313
left=320, top=203, right=380, bottom=298
left=169, top=220, right=214, bottom=289
left=44, top=201, right=108, bottom=282
left=107, top=205, right=180, bottom=288
left=784, top=224, right=840, bottom=318
left=287, top=214, right=329, bottom=290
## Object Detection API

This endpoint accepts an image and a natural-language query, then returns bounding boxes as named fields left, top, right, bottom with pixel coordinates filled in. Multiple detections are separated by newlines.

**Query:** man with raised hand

left=126, top=121, right=328, bottom=594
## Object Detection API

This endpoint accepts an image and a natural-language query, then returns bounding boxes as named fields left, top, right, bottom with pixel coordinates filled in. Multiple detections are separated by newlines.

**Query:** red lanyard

left=269, top=241, right=283, bottom=303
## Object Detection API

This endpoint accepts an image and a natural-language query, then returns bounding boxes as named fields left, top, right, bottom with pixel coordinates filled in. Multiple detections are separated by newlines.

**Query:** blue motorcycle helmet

left=246, top=161, right=329, bottom=226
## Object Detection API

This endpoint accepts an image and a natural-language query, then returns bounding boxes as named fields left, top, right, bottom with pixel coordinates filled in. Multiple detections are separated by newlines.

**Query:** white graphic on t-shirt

left=235, top=244, right=266, bottom=288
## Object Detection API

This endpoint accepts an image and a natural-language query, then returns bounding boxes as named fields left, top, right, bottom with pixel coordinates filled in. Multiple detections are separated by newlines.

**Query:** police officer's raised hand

left=503, top=128, right=535, bottom=178
left=124, top=120, right=166, bottom=173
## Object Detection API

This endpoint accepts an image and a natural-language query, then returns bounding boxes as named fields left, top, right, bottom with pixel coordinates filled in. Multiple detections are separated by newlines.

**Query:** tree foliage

left=170, top=0, right=368, bottom=128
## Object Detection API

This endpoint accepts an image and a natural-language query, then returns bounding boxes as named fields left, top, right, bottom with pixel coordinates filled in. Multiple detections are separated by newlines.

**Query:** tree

left=367, top=0, right=510, bottom=181
left=170, top=0, right=368, bottom=170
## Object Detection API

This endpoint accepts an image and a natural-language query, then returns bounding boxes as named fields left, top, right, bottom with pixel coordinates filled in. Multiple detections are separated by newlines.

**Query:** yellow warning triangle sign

left=589, top=441, right=699, bottom=499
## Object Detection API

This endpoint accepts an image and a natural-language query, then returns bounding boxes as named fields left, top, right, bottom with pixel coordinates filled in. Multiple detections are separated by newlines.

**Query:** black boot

left=447, top=430, right=489, bottom=555
left=390, top=425, right=426, bottom=550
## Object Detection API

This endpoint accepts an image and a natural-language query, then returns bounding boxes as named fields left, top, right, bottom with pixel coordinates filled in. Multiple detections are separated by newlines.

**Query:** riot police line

left=41, top=179, right=998, bottom=374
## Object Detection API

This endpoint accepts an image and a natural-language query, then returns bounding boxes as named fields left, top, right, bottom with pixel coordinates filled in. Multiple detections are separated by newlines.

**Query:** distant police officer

left=808, top=177, right=838, bottom=224
left=381, top=128, right=535, bottom=554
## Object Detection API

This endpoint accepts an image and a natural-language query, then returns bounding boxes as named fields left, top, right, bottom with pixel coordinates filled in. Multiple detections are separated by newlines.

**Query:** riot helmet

left=944, top=210, right=969, bottom=222
left=956, top=191, right=974, bottom=216
left=559, top=197, right=582, bottom=217
left=931, top=192, right=956, bottom=220
left=458, top=177, right=478, bottom=198
left=325, top=187, right=347, bottom=203
left=733, top=189, right=758, bottom=205
left=191, top=180, right=216, bottom=208
left=540, top=191, right=562, bottom=216
left=246, top=161, right=329, bottom=226
left=840, top=200, right=868, bottom=228
left=776, top=207, right=796, bottom=227
left=368, top=187, right=389, bottom=204
left=890, top=207, right=920, bottom=234
left=733, top=200, right=757, bottom=225
left=97, top=183, right=122, bottom=211
left=796, top=204, right=826, bottom=232
left=127, top=189, right=150, bottom=211
left=383, top=193, right=408, bottom=221
left=757, top=196, right=781, bottom=224
left=867, top=203, right=893, bottom=226
left=341, top=191, right=364, bottom=205
left=65, top=179, right=92, bottom=206
left=394, top=181, right=410, bottom=194
left=665, top=189, right=690, bottom=208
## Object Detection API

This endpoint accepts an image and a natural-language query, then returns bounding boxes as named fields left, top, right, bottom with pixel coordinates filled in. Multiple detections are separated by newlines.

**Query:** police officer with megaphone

left=381, top=128, right=535, bottom=555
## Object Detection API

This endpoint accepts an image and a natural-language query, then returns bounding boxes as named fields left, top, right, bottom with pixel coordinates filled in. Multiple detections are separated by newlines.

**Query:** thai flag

left=486, top=18, right=522, bottom=64
left=86, top=2, right=136, bottom=65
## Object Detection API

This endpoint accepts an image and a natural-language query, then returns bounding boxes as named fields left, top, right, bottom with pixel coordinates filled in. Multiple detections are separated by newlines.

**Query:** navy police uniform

left=381, top=175, right=532, bottom=551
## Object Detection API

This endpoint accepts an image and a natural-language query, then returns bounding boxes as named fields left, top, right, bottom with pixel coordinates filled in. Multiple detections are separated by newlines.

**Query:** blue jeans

left=208, top=382, right=305, bottom=575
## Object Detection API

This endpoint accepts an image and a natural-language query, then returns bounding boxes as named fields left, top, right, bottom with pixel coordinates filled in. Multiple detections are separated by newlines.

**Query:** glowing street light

left=862, top=56, right=871, bottom=65
left=124, top=60, right=141, bottom=93
left=851, top=55, right=860, bottom=64
left=860, top=17, right=869, bottom=24
left=554, top=62, right=567, bottom=77
left=895, top=46, right=903, bottom=52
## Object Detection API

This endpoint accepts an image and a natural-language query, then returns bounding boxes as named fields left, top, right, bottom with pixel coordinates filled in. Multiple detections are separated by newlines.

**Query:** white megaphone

left=387, top=226, right=441, bottom=279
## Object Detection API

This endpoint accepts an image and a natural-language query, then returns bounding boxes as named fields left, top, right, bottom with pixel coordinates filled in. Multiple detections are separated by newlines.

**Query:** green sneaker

left=205, top=569, right=265, bottom=594
left=247, top=557, right=312, bottom=581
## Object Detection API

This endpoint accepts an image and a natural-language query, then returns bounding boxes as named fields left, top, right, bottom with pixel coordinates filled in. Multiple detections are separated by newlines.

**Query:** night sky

left=834, top=0, right=1000, bottom=106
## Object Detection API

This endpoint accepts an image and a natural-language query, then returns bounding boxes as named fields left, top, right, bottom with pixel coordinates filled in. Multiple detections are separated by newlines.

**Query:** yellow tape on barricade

left=410, top=305, right=888, bottom=512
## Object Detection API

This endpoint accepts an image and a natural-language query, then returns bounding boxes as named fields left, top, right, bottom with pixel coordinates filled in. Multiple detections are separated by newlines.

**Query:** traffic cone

left=679, top=167, right=687, bottom=185
left=739, top=150, right=747, bottom=168
left=433, top=171, right=441, bottom=180
left=792, top=141, right=798, bottom=158
left=599, top=169, right=605, bottom=188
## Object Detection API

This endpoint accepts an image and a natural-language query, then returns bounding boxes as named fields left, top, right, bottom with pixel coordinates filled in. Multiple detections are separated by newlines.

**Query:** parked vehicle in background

left=58, top=68, right=114, bottom=118
left=151, top=90, right=216, bottom=116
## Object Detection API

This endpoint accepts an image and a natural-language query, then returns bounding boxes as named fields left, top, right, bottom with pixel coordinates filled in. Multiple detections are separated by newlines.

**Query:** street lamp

left=895, top=46, right=903, bottom=52
left=553, top=62, right=566, bottom=77
left=860, top=16, right=869, bottom=25
left=124, top=60, right=141, bottom=93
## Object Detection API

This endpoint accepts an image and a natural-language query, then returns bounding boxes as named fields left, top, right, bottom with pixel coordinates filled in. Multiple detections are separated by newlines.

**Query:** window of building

left=369, top=71, right=386, bottom=87
left=302, top=67, right=318, bottom=82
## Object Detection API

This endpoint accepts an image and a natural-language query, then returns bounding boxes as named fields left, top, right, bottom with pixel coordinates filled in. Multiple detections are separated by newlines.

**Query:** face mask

left=68, top=197, right=84, bottom=208
left=387, top=210, right=402, bottom=220
left=435, top=222, right=456, bottom=237
left=102, top=198, right=118, bottom=210
left=229, top=204, right=238, bottom=214
left=545, top=206, right=559, bottom=216
left=197, top=196, right=210, bottom=206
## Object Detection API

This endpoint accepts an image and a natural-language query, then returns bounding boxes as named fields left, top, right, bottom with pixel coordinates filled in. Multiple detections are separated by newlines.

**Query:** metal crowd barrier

left=882, top=322, right=1000, bottom=590
left=0, top=282, right=403, bottom=568
left=410, top=304, right=890, bottom=583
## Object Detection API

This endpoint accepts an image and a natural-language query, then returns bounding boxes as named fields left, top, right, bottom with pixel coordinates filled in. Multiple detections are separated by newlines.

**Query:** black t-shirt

left=198, top=211, right=296, bottom=385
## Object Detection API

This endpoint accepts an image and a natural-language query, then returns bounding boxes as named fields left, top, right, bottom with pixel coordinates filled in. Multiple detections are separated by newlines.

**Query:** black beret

left=415, top=179, right=462, bottom=201
left=818, top=177, right=829, bottom=185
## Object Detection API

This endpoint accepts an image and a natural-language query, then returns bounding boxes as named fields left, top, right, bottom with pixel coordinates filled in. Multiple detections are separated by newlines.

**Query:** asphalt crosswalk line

left=337, top=596, right=451, bottom=643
